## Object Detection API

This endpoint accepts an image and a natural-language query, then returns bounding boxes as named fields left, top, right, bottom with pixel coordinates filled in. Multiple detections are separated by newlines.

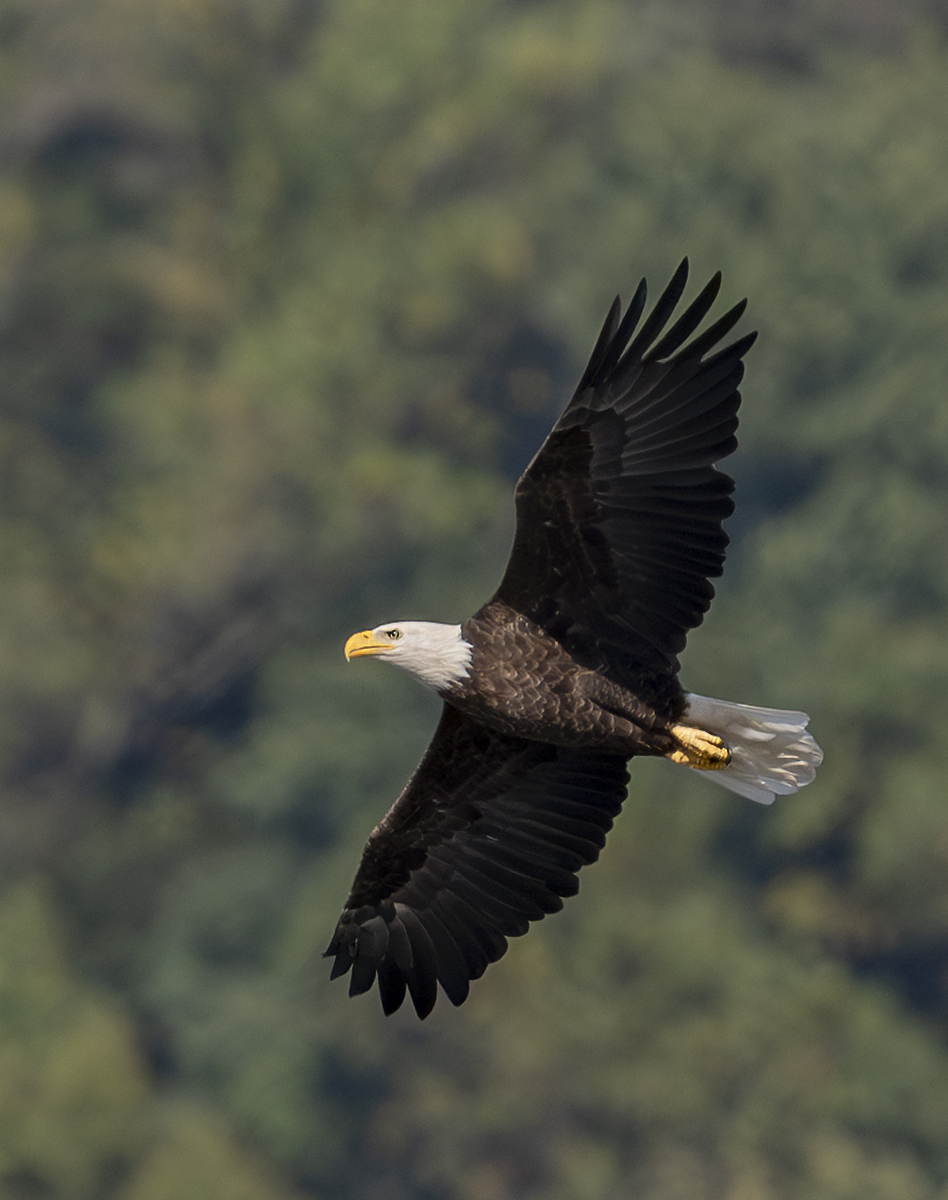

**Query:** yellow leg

left=668, top=724, right=731, bottom=770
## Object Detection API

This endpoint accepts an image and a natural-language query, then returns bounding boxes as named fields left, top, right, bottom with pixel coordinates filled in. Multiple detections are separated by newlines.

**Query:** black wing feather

left=325, top=705, right=628, bottom=1017
left=493, top=259, right=756, bottom=691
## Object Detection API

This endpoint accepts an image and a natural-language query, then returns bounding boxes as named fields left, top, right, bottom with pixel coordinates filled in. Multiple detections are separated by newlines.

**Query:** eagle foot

left=668, top=724, right=731, bottom=770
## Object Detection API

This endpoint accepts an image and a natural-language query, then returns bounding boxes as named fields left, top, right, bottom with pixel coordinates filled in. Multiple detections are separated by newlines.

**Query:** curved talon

left=668, top=724, right=731, bottom=770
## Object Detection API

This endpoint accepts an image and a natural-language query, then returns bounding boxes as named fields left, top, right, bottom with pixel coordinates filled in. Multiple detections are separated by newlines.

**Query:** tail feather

left=679, top=693, right=823, bottom=805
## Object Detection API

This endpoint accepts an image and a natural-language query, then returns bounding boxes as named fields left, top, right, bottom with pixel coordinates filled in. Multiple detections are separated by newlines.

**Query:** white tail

left=678, top=693, right=823, bottom=805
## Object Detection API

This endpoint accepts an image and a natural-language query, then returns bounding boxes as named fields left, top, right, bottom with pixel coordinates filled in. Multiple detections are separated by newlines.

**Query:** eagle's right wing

left=325, top=703, right=629, bottom=1018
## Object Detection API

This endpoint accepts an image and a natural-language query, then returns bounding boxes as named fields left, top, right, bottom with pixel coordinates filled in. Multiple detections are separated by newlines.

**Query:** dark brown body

left=448, top=600, right=685, bottom=757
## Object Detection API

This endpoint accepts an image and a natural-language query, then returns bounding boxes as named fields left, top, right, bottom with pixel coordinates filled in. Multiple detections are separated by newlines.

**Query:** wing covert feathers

left=324, top=706, right=628, bottom=1018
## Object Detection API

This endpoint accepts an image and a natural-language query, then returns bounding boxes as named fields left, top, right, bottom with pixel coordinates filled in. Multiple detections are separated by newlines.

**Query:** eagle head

left=344, top=621, right=473, bottom=691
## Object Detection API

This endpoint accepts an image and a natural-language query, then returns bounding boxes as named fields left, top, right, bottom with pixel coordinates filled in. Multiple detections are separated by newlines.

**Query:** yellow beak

left=344, top=630, right=392, bottom=660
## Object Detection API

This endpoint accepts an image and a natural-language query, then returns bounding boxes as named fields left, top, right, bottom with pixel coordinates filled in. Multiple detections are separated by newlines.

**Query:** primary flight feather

left=326, top=260, right=822, bottom=1018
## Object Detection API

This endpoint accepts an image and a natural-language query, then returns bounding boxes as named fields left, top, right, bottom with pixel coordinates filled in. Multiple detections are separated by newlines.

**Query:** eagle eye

left=384, top=628, right=401, bottom=640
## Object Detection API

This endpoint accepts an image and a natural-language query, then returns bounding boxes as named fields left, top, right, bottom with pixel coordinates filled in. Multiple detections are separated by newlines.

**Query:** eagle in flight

left=325, top=260, right=822, bottom=1018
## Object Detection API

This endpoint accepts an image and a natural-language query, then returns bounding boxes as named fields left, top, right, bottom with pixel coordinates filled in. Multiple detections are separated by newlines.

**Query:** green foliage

left=2, top=0, right=948, bottom=1197
left=118, top=1105, right=294, bottom=1200
left=0, top=881, right=297, bottom=1200
left=0, top=881, right=147, bottom=1197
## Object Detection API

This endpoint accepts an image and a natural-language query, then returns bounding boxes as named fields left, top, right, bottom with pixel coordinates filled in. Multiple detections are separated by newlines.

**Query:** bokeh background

left=2, top=0, right=948, bottom=1196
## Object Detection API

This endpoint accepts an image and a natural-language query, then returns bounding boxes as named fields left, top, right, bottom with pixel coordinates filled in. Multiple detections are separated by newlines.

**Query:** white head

left=344, top=621, right=473, bottom=691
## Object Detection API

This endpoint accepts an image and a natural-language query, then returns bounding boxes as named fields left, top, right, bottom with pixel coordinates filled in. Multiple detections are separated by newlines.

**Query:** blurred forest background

left=2, top=0, right=948, bottom=1197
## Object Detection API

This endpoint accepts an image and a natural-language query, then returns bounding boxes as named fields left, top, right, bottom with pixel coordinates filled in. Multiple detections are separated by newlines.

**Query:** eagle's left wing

left=493, top=260, right=755, bottom=688
left=325, top=703, right=629, bottom=1018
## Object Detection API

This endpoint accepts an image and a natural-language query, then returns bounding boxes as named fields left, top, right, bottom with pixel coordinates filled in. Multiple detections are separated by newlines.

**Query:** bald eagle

left=326, top=261, right=821, bottom=1018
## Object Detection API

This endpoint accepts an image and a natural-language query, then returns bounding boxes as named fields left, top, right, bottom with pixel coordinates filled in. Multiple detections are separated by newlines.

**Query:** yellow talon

left=668, top=724, right=731, bottom=770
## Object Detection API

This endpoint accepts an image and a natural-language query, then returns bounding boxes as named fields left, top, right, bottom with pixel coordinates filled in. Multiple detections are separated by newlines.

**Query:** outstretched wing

left=325, top=704, right=629, bottom=1018
left=493, top=259, right=756, bottom=690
